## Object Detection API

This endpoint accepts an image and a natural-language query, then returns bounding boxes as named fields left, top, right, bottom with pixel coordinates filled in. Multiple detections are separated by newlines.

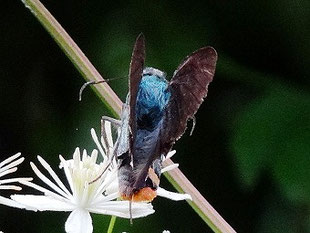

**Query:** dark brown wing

left=128, top=33, right=145, bottom=142
left=161, top=46, right=217, bottom=154
left=118, top=34, right=145, bottom=198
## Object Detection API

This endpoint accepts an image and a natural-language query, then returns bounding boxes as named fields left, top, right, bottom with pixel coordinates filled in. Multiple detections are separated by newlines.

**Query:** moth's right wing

left=161, top=47, right=218, bottom=154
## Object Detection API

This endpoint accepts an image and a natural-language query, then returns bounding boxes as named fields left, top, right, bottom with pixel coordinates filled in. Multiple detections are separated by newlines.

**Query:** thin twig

left=163, top=159, right=236, bottom=233
left=22, top=0, right=122, bottom=117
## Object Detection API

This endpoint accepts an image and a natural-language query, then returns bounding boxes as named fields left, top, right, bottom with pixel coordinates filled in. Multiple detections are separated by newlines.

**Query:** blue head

left=135, top=67, right=171, bottom=130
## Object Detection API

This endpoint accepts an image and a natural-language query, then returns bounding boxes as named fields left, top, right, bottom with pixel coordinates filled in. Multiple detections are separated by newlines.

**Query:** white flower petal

left=104, top=177, right=119, bottom=195
left=0, top=177, right=32, bottom=184
left=0, top=157, right=24, bottom=173
left=93, top=168, right=118, bottom=199
left=88, top=201, right=154, bottom=219
left=11, top=194, right=74, bottom=211
left=0, top=185, right=22, bottom=191
left=91, top=128, right=107, bottom=160
left=0, top=196, right=25, bottom=209
left=0, top=153, right=21, bottom=169
left=157, top=187, right=192, bottom=201
left=59, top=155, right=74, bottom=193
left=30, top=161, right=70, bottom=199
left=92, top=192, right=119, bottom=205
left=0, top=167, right=17, bottom=178
left=161, top=163, right=179, bottom=173
left=164, top=150, right=176, bottom=160
left=65, top=209, right=93, bottom=233
left=37, top=156, right=72, bottom=197
left=0, top=153, right=33, bottom=209
left=18, top=179, right=68, bottom=201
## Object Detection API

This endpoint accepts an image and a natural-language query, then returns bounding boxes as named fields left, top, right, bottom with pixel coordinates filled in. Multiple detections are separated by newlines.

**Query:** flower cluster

left=0, top=153, right=31, bottom=209
left=5, top=121, right=190, bottom=233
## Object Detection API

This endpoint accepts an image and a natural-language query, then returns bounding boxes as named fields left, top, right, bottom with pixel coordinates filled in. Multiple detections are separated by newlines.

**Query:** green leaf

left=232, top=85, right=310, bottom=203
left=257, top=189, right=309, bottom=233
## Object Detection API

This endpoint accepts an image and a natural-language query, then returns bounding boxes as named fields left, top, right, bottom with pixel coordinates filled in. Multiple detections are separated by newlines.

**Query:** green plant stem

left=21, top=0, right=122, bottom=117
left=107, top=216, right=116, bottom=233
left=163, top=159, right=236, bottom=233
left=21, top=0, right=236, bottom=232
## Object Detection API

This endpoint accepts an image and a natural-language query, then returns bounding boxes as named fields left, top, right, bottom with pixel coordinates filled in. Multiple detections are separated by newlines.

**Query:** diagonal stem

left=21, top=0, right=122, bottom=117
left=163, top=159, right=236, bottom=233
left=107, top=216, right=116, bottom=233
left=21, top=0, right=236, bottom=232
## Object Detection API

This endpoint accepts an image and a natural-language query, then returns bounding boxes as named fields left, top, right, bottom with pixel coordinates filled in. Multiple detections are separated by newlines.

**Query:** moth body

left=116, top=34, right=217, bottom=202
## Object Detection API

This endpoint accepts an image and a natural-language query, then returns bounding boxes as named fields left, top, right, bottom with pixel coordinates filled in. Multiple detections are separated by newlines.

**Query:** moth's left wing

left=118, top=34, right=145, bottom=198
left=128, top=33, right=145, bottom=142
left=161, top=47, right=217, bottom=154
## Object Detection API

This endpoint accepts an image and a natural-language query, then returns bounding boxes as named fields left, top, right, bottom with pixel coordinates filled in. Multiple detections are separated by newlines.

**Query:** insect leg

left=101, top=116, right=122, bottom=128
left=189, top=116, right=196, bottom=136
left=129, top=199, right=133, bottom=224
left=88, top=117, right=122, bottom=185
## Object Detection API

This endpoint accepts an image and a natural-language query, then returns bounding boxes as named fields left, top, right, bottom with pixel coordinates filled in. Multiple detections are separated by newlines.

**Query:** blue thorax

left=136, top=72, right=171, bottom=130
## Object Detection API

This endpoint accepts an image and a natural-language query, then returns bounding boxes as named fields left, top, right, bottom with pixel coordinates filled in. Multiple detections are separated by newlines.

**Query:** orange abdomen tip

left=121, top=187, right=157, bottom=202
left=133, top=187, right=157, bottom=202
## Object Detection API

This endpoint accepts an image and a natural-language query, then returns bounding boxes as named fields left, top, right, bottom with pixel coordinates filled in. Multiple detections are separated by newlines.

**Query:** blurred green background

left=1, top=0, right=309, bottom=232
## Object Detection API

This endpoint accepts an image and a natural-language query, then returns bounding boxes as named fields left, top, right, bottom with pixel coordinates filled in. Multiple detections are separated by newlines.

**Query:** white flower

left=11, top=124, right=154, bottom=233
left=0, top=153, right=31, bottom=208
left=91, top=123, right=191, bottom=202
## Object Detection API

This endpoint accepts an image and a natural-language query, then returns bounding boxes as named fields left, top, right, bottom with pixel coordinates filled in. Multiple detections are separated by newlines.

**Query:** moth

left=111, top=33, right=217, bottom=202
